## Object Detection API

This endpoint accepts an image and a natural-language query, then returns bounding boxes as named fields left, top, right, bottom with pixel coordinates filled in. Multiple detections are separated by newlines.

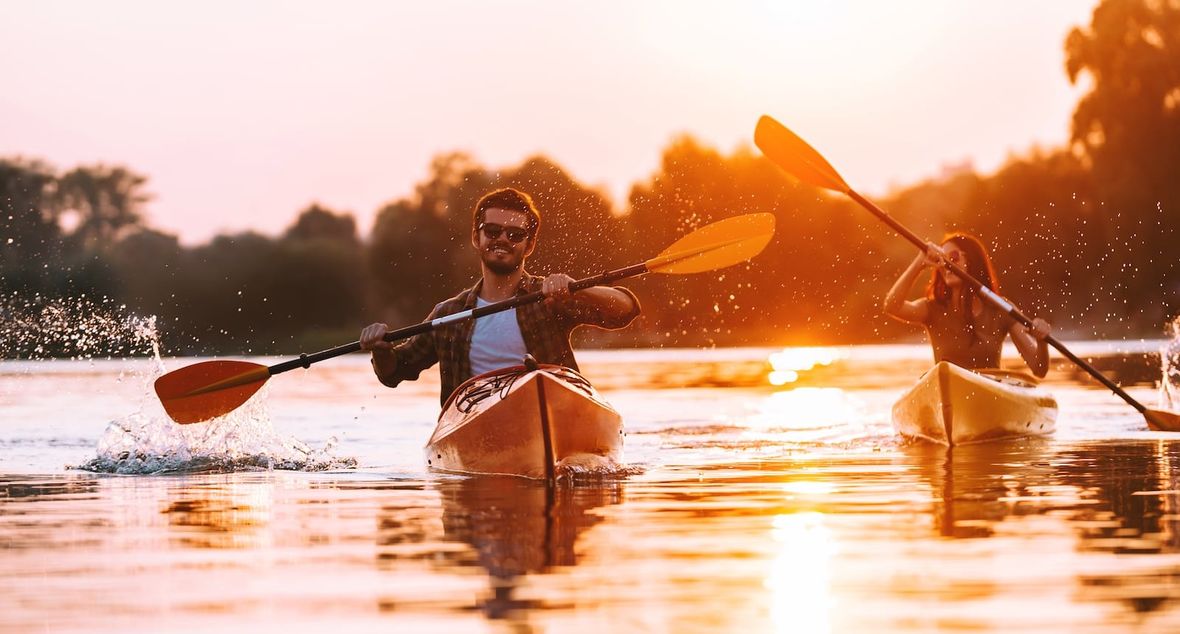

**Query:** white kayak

left=892, top=361, right=1058, bottom=445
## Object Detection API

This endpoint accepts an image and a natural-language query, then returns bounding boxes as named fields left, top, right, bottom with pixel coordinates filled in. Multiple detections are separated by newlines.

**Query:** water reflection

left=906, top=438, right=1180, bottom=549
left=752, top=388, right=863, bottom=436
left=17, top=344, right=1180, bottom=632
left=1058, top=441, right=1180, bottom=616
left=162, top=479, right=273, bottom=550
left=0, top=474, right=100, bottom=503
left=1053, top=441, right=1180, bottom=554
left=0, top=475, right=103, bottom=551
left=904, top=440, right=1057, bottom=539
left=903, top=438, right=1180, bottom=620
left=377, top=476, right=623, bottom=625
left=768, top=511, right=836, bottom=634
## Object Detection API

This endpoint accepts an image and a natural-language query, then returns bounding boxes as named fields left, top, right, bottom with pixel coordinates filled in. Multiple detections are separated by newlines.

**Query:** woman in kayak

left=883, top=232, right=1052, bottom=377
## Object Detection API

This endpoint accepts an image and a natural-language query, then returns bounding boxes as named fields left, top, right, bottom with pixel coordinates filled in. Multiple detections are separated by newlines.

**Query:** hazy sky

left=1, top=1, right=1095, bottom=244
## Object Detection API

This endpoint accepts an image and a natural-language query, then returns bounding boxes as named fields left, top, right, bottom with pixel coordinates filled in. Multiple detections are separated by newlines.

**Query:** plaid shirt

left=377, top=272, right=640, bottom=405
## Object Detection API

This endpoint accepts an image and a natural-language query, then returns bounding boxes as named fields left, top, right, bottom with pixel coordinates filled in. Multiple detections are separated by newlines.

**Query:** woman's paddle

left=155, top=213, right=777, bottom=424
left=753, top=114, right=1180, bottom=432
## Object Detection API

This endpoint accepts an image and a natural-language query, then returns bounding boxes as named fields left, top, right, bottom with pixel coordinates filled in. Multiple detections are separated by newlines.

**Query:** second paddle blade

left=754, top=115, right=850, bottom=193
left=154, top=360, right=271, bottom=424
left=648, top=213, right=776, bottom=274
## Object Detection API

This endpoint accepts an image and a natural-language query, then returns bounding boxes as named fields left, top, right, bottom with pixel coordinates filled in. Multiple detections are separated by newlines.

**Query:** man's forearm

left=576, top=286, right=637, bottom=316
left=371, top=350, right=399, bottom=387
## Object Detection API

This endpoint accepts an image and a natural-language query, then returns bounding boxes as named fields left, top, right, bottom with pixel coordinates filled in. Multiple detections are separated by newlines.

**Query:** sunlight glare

left=752, top=388, right=860, bottom=433
left=780, top=481, right=836, bottom=496
left=766, top=512, right=836, bottom=634
left=768, top=347, right=846, bottom=386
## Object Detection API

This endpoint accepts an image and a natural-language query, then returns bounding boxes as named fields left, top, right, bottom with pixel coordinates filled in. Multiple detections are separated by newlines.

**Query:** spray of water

left=77, top=394, right=357, bottom=474
left=0, top=291, right=159, bottom=361
left=2, top=291, right=357, bottom=474
left=1162, top=316, right=1180, bottom=411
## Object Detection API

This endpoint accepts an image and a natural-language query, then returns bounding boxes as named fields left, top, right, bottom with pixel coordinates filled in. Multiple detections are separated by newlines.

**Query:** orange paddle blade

left=1145, top=407, right=1180, bottom=432
left=644, top=213, right=776, bottom=274
left=754, top=115, right=850, bottom=193
left=154, top=360, right=271, bottom=424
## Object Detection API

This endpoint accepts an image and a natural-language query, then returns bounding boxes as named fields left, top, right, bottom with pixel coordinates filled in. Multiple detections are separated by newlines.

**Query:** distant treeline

left=2, top=0, right=1178, bottom=357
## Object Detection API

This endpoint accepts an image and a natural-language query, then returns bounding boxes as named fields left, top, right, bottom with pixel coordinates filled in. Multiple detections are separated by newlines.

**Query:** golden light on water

left=780, top=481, right=836, bottom=496
left=751, top=388, right=861, bottom=435
left=162, top=480, right=275, bottom=550
left=767, top=512, right=836, bottom=634
left=767, top=347, right=846, bottom=386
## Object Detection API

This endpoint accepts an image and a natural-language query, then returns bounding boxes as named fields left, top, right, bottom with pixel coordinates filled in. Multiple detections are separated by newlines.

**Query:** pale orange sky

left=0, top=1, right=1094, bottom=244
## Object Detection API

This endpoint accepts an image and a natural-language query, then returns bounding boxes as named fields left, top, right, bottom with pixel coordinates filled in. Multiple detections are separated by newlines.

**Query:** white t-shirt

left=469, top=297, right=528, bottom=375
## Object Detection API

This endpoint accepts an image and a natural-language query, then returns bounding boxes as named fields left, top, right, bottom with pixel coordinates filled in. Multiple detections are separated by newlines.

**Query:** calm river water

left=3, top=343, right=1180, bottom=633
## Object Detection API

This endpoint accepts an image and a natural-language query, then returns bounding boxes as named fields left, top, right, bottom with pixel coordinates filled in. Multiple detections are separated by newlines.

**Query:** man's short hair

left=472, top=188, right=541, bottom=237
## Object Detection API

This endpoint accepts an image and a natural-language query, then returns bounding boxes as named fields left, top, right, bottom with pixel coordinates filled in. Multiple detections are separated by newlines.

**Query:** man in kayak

left=883, top=232, right=1052, bottom=377
left=359, top=187, right=641, bottom=405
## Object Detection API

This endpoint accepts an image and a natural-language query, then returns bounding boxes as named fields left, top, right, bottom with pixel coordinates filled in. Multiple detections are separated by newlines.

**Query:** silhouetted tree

left=365, top=151, right=622, bottom=333
left=9, top=0, right=1180, bottom=356
left=623, top=136, right=892, bottom=346
left=284, top=203, right=359, bottom=245
left=55, top=165, right=150, bottom=252
left=0, top=158, right=61, bottom=292
left=107, top=228, right=184, bottom=346
left=503, top=155, right=624, bottom=277
left=1066, top=0, right=1180, bottom=325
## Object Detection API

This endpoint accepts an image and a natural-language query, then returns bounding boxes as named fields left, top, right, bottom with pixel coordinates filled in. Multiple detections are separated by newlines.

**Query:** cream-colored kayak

left=892, top=361, right=1058, bottom=445
left=425, top=362, right=623, bottom=478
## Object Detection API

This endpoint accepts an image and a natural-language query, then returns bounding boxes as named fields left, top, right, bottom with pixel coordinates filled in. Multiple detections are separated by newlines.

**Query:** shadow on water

left=375, top=475, right=623, bottom=626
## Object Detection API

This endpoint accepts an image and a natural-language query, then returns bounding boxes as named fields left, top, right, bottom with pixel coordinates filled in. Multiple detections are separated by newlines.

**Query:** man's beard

left=482, top=245, right=523, bottom=275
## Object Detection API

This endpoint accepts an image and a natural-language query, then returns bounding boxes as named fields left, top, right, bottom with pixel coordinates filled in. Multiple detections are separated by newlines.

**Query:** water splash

left=553, top=454, right=644, bottom=482
left=1161, top=316, right=1180, bottom=410
left=1, top=291, right=357, bottom=473
left=75, top=392, right=357, bottom=474
left=0, top=291, right=160, bottom=361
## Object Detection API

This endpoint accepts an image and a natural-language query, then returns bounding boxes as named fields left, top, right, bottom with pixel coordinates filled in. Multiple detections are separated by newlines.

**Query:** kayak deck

left=425, top=364, right=623, bottom=478
left=892, top=361, right=1058, bottom=445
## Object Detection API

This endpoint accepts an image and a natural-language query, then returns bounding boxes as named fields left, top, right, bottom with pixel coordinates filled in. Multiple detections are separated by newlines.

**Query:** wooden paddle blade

left=645, top=213, right=776, bottom=274
left=754, top=115, right=850, bottom=193
left=154, top=360, right=271, bottom=424
left=1145, top=407, right=1180, bottom=432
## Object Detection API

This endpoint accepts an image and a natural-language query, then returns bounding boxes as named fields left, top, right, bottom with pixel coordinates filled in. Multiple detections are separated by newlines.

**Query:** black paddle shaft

left=266, top=262, right=649, bottom=376
left=847, top=189, right=1149, bottom=414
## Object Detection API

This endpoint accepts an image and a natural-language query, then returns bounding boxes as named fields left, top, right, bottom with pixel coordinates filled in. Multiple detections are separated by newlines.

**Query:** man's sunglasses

left=478, top=223, right=530, bottom=244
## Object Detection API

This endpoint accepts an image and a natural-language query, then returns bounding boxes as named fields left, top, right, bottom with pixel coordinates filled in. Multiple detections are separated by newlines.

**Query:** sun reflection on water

left=767, top=511, right=836, bottom=634
left=779, top=481, right=836, bottom=496
left=749, top=388, right=863, bottom=436
left=768, top=347, right=846, bottom=386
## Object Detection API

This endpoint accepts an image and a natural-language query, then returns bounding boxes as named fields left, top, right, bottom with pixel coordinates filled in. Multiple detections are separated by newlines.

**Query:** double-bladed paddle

left=753, top=114, right=1180, bottom=432
left=155, top=213, right=776, bottom=424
